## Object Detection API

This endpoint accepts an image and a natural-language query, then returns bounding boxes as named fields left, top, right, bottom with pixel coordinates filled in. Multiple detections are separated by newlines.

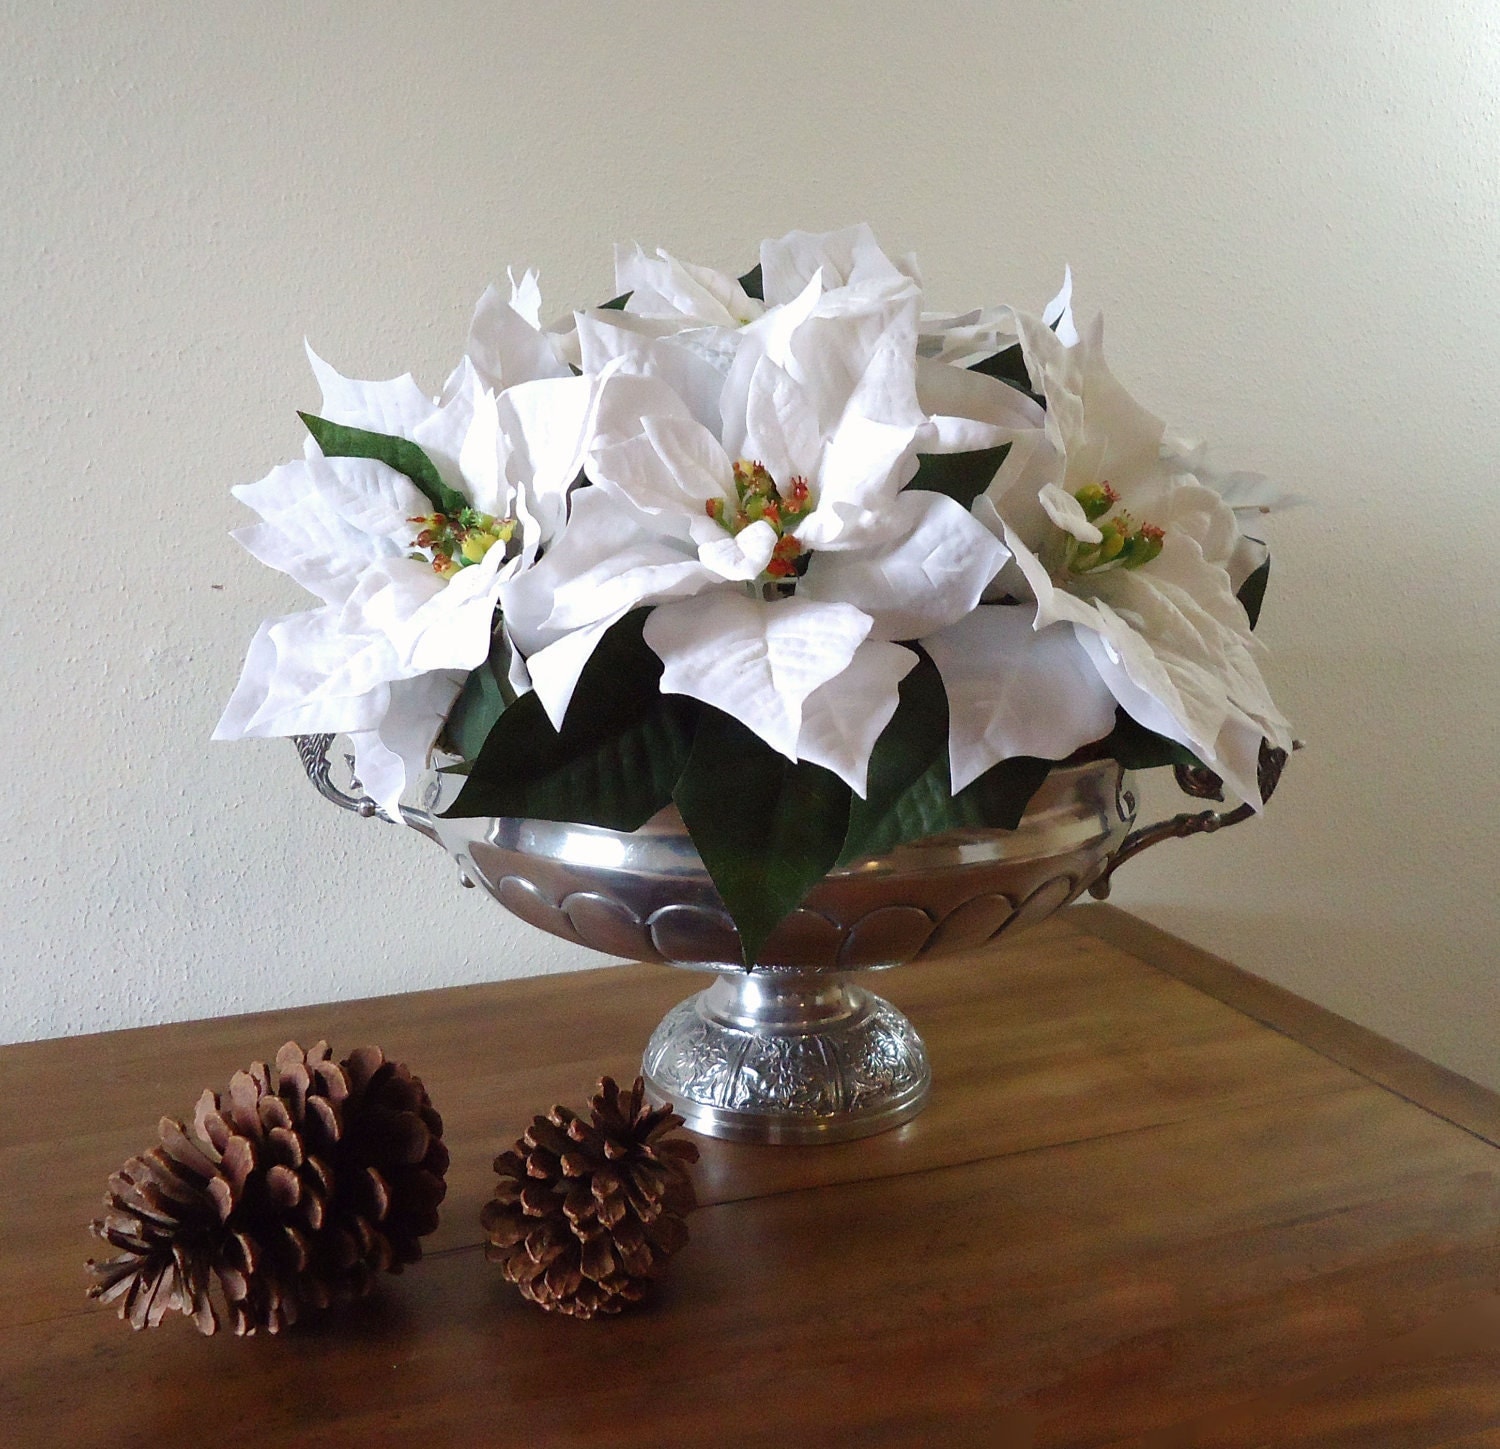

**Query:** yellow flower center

left=408, top=508, right=515, bottom=580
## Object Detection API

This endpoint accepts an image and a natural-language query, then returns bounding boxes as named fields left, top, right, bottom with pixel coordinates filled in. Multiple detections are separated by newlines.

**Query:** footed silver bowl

left=297, top=739, right=1264, bottom=1144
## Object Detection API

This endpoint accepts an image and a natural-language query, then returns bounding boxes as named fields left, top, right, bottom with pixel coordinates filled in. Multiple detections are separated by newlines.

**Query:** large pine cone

left=482, top=1076, right=699, bottom=1318
left=87, top=1041, right=447, bottom=1335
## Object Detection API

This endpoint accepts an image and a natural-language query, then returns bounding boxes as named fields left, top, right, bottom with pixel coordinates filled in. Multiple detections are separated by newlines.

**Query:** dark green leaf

left=738, top=263, right=764, bottom=301
left=840, top=651, right=949, bottom=863
left=599, top=291, right=631, bottom=311
left=298, top=412, right=467, bottom=517
left=1237, top=556, right=1270, bottom=630
left=839, top=653, right=1052, bottom=863
left=907, top=445, right=1012, bottom=510
left=443, top=610, right=696, bottom=831
left=440, top=628, right=517, bottom=765
left=957, top=754, right=1054, bottom=829
left=673, top=709, right=851, bottom=967
left=968, top=343, right=1035, bottom=396
left=1096, top=708, right=1205, bottom=772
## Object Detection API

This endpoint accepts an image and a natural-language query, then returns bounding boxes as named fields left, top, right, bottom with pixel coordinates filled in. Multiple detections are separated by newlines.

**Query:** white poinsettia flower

left=954, top=311, right=1292, bottom=804
left=216, top=317, right=598, bottom=816
left=503, top=270, right=1010, bottom=796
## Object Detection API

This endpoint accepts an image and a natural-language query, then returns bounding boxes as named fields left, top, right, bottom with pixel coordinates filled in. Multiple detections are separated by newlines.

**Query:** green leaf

left=1097, top=708, right=1205, bottom=772
left=968, top=343, right=1035, bottom=396
left=1237, top=556, right=1270, bottom=630
left=443, top=610, right=696, bottom=831
left=958, top=754, right=1054, bottom=829
left=599, top=291, right=631, bottom=311
left=673, top=709, right=851, bottom=967
left=907, top=445, right=1012, bottom=510
left=298, top=412, right=468, bottom=517
left=738, top=263, right=764, bottom=301
left=440, top=628, right=517, bottom=765
left=839, top=653, right=1052, bottom=863
left=840, top=651, right=949, bottom=863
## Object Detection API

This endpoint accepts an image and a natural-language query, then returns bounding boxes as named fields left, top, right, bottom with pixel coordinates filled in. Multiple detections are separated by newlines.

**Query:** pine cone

left=482, top=1076, right=699, bottom=1318
left=87, top=1041, right=448, bottom=1335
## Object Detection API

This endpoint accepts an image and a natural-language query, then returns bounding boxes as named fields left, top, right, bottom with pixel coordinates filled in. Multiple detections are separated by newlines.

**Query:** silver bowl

left=296, top=737, right=1266, bottom=1144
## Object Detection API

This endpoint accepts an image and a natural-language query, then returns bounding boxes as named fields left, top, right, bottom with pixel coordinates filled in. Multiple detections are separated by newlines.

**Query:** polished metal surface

left=423, top=759, right=1137, bottom=971
left=295, top=739, right=1144, bottom=1143
left=641, top=974, right=930, bottom=1143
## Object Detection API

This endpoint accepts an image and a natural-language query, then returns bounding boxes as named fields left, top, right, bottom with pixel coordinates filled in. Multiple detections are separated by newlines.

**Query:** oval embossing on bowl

left=1004, top=875, right=1077, bottom=934
left=838, top=905, right=935, bottom=968
left=647, top=902, right=741, bottom=966
left=758, top=908, right=844, bottom=968
left=921, top=892, right=1018, bottom=958
left=563, top=891, right=654, bottom=960
left=495, top=874, right=585, bottom=947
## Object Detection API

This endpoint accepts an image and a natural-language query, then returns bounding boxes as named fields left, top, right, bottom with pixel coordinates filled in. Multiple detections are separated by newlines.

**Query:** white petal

left=523, top=615, right=625, bottom=729
left=693, top=517, right=778, bottom=581
left=508, top=267, right=544, bottom=327
left=614, top=243, right=762, bottom=327
left=498, top=374, right=598, bottom=542
left=742, top=356, right=823, bottom=487
left=644, top=593, right=873, bottom=759
left=225, top=609, right=395, bottom=739
left=410, top=359, right=481, bottom=494
left=349, top=670, right=465, bottom=818
left=467, top=283, right=571, bottom=391
left=575, top=311, right=726, bottom=435
left=758, top=223, right=909, bottom=305
left=1041, top=266, right=1078, bottom=347
left=796, top=641, right=917, bottom=796
left=504, top=489, right=714, bottom=648
left=923, top=608, right=1116, bottom=792
left=800, top=490, right=1010, bottom=640
left=914, top=358, right=1043, bottom=452
left=1038, top=482, right=1103, bottom=544
left=304, top=344, right=436, bottom=436
left=457, top=386, right=509, bottom=518
left=797, top=415, right=918, bottom=550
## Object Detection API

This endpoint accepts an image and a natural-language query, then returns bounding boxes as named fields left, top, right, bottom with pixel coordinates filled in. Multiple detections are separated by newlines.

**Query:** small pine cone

left=87, top=1041, right=448, bottom=1335
left=481, top=1076, right=699, bottom=1319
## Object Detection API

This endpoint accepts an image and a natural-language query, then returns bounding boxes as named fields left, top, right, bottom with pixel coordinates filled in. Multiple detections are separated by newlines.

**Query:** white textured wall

left=5, top=2, right=1498, bottom=1088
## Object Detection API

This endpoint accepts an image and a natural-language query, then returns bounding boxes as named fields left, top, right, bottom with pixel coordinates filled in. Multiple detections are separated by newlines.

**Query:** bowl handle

left=1087, top=743, right=1293, bottom=900
left=291, top=734, right=441, bottom=845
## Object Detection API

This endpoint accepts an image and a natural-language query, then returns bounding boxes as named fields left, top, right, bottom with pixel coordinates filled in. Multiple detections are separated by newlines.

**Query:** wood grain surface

left=2, top=910, right=1497, bottom=1447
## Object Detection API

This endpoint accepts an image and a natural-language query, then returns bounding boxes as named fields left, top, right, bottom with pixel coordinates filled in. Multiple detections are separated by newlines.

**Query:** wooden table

left=4, top=906, right=1499, bottom=1447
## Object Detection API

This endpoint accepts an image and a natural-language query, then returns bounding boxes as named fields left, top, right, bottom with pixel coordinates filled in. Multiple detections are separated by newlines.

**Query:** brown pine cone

left=482, top=1076, right=699, bottom=1318
left=87, top=1041, right=447, bottom=1335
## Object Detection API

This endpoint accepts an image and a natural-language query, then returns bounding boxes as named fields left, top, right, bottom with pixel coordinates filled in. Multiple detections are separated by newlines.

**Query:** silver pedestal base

left=641, top=973, right=931, bottom=1144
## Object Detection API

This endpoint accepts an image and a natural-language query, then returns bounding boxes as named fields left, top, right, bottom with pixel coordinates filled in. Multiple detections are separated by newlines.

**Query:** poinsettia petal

left=576, top=311, right=725, bottom=435
left=691, top=517, right=778, bottom=581
left=1038, top=483, right=1103, bottom=544
left=795, top=641, right=918, bottom=796
left=742, top=356, right=824, bottom=490
left=1041, top=265, right=1078, bottom=346
left=800, top=490, right=1009, bottom=640
left=924, top=608, right=1117, bottom=791
left=466, top=283, right=571, bottom=392
left=498, top=374, right=598, bottom=545
left=914, top=358, right=1043, bottom=452
left=643, top=593, right=873, bottom=760
left=614, top=244, right=762, bottom=327
left=347, top=670, right=465, bottom=819
left=304, top=344, right=437, bottom=436
left=758, top=224, right=911, bottom=306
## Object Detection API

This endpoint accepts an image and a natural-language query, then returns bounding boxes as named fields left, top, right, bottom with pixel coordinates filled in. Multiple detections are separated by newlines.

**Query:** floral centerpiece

left=216, top=225, right=1293, bottom=965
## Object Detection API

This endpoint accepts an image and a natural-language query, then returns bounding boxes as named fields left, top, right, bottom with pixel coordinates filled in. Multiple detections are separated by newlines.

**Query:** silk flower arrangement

left=216, top=224, right=1293, bottom=963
